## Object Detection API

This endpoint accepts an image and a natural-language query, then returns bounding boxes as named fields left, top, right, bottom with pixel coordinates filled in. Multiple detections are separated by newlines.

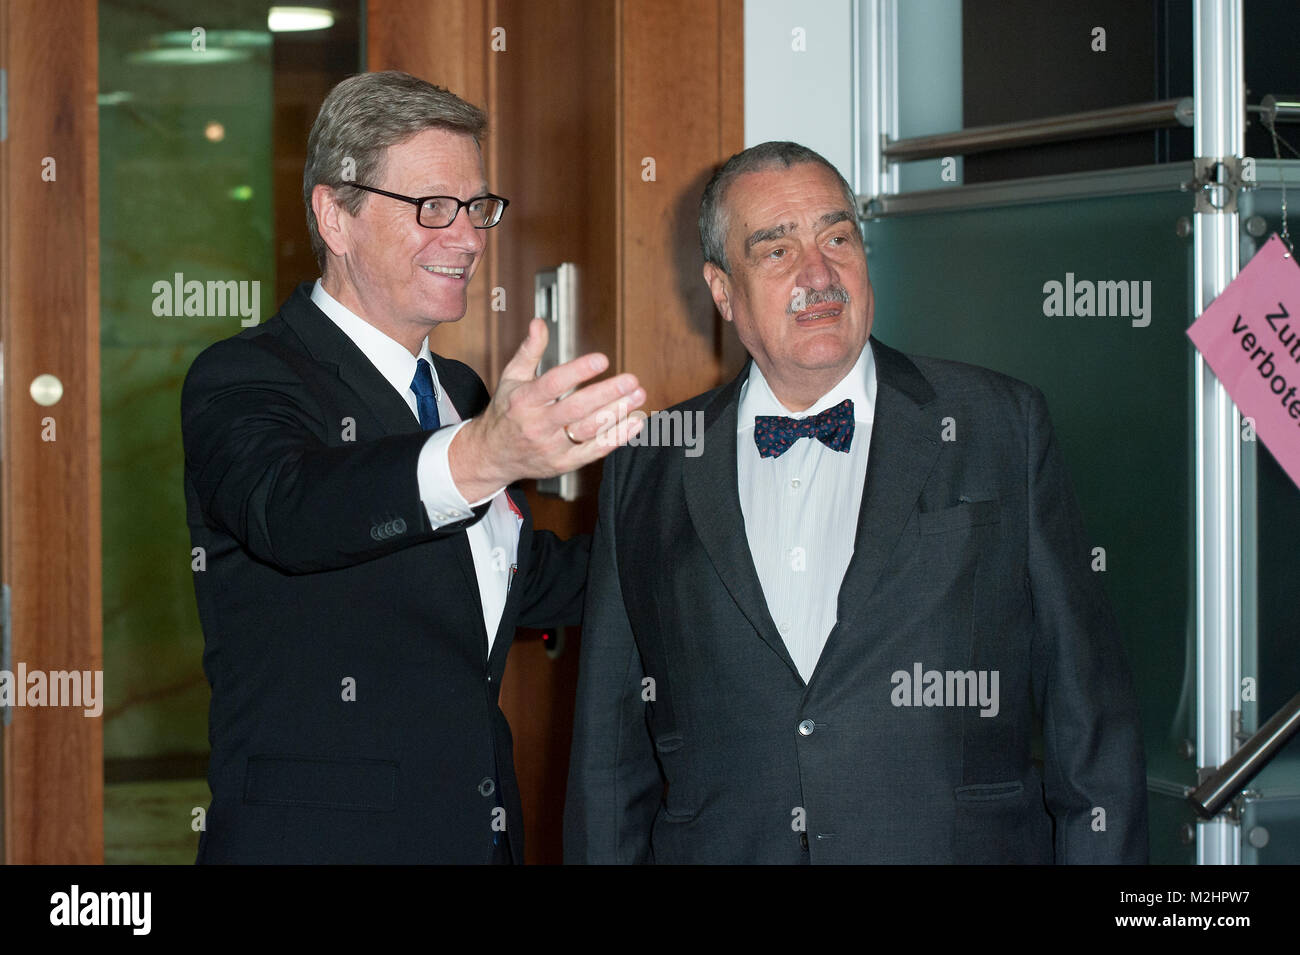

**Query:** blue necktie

left=410, top=358, right=442, bottom=431
left=753, top=398, right=854, bottom=458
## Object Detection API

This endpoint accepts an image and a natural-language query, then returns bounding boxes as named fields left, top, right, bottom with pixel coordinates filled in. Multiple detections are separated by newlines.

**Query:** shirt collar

left=737, top=340, right=876, bottom=433
left=311, top=279, right=436, bottom=397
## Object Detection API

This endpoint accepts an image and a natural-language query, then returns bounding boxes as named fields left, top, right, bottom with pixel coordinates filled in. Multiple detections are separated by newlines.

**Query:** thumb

left=499, top=317, right=549, bottom=383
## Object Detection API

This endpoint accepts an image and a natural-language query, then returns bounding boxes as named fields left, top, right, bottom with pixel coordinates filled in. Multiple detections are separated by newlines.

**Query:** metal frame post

left=1192, top=0, right=1245, bottom=866
left=857, top=0, right=898, bottom=216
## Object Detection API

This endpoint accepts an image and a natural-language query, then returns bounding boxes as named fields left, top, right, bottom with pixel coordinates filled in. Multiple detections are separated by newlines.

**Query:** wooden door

left=0, top=0, right=103, bottom=864
left=371, top=0, right=742, bottom=862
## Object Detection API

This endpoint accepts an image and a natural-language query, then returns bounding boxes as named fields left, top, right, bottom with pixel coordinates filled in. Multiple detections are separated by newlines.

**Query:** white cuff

left=418, top=420, right=505, bottom=527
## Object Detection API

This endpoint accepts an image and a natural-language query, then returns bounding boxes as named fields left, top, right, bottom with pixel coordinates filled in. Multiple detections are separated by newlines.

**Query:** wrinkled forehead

left=379, top=128, right=488, bottom=189
left=727, top=166, right=857, bottom=250
left=742, top=210, right=857, bottom=256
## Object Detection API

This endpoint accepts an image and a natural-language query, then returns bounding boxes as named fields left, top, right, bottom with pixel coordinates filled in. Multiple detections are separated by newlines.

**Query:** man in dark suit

left=183, top=71, right=644, bottom=863
left=564, top=141, right=1147, bottom=864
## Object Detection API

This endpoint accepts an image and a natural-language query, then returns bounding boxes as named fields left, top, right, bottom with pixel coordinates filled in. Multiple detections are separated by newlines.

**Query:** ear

left=312, top=183, right=351, bottom=260
left=703, top=262, right=734, bottom=323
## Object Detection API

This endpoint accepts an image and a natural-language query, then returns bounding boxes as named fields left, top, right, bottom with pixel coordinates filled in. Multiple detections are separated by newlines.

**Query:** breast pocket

left=917, top=498, right=1001, bottom=535
left=898, top=498, right=1000, bottom=651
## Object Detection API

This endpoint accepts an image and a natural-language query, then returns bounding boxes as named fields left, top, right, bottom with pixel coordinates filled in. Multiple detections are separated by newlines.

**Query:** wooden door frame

left=0, top=0, right=103, bottom=864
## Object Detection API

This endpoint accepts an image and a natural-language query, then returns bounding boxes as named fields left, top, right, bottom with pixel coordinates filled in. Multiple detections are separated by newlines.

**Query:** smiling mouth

left=421, top=264, right=466, bottom=279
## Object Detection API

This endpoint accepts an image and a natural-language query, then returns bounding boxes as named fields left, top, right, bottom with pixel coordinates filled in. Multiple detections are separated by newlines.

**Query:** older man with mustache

left=564, top=140, right=1147, bottom=864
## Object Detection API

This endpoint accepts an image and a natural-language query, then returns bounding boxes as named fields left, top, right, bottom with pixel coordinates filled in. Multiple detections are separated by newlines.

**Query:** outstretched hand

left=449, top=318, right=645, bottom=501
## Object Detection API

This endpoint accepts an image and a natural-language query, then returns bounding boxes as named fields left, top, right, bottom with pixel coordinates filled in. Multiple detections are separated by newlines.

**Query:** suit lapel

left=430, top=352, right=495, bottom=661
left=684, top=362, right=803, bottom=682
left=808, top=339, right=941, bottom=684
left=451, top=534, right=489, bottom=660
left=277, top=283, right=425, bottom=439
left=278, top=283, right=494, bottom=656
left=685, top=340, right=942, bottom=689
left=486, top=484, right=530, bottom=673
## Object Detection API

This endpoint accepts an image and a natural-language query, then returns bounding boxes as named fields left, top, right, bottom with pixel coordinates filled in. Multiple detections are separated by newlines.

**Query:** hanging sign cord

left=1263, top=112, right=1296, bottom=254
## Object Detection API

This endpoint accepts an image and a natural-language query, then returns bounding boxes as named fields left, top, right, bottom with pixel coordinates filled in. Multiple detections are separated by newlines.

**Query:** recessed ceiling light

left=268, top=7, right=336, bottom=32
left=127, top=30, right=269, bottom=65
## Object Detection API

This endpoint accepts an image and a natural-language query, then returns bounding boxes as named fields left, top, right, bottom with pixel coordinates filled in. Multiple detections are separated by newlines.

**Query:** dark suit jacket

left=564, top=338, right=1148, bottom=864
left=182, top=281, right=588, bottom=863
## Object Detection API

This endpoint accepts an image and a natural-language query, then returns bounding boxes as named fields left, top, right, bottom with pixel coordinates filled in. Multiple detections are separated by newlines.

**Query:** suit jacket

left=182, top=281, right=588, bottom=863
left=564, top=337, right=1148, bottom=864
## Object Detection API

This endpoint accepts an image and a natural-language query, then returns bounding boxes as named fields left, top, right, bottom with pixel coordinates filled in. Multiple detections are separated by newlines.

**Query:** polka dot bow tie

left=753, top=398, right=855, bottom=458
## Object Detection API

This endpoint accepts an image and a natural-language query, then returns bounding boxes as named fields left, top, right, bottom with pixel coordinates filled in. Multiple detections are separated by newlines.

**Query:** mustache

left=787, top=286, right=850, bottom=314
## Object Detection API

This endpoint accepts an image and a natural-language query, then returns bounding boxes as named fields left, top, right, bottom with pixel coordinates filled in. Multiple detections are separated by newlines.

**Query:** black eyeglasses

left=345, top=183, right=509, bottom=229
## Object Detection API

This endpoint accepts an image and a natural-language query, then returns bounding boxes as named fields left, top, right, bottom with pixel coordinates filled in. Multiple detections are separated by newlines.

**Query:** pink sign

left=1187, top=234, right=1300, bottom=491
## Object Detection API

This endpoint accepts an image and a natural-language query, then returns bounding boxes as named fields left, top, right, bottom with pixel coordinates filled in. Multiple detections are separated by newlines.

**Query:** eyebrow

left=417, top=184, right=490, bottom=196
left=742, top=210, right=856, bottom=255
left=817, top=210, right=854, bottom=228
left=744, top=223, right=791, bottom=254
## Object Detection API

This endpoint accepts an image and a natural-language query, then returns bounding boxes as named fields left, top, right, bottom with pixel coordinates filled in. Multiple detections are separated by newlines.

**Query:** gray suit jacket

left=564, top=337, right=1147, bottom=863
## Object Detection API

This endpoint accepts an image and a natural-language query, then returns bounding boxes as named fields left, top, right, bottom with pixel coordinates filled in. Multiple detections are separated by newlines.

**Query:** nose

left=441, top=205, right=486, bottom=255
left=798, top=244, right=836, bottom=290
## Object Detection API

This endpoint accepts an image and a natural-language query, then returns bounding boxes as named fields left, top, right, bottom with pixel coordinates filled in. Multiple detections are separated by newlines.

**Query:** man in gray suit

left=564, top=141, right=1147, bottom=864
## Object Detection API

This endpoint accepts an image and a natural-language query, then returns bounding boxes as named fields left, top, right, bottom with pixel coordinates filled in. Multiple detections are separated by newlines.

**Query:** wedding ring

left=564, top=424, right=583, bottom=445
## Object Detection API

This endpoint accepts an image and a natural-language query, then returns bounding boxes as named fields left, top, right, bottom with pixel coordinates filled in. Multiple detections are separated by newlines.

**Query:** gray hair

left=303, top=71, right=488, bottom=272
left=699, top=141, right=858, bottom=273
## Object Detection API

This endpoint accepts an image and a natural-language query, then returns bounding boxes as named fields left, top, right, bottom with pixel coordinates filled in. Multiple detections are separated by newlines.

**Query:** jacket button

left=800, top=831, right=809, bottom=850
left=392, top=517, right=406, bottom=534
left=798, top=719, right=815, bottom=736
left=478, top=777, right=495, bottom=797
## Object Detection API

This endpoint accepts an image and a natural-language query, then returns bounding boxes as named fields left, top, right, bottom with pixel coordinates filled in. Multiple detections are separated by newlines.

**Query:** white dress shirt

left=311, top=280, right=520, bottom=650
left=735, top=342, right=877, bottom=683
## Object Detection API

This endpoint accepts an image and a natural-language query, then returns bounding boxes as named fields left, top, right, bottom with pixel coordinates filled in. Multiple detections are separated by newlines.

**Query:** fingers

left=498, top=320, right=620, bottom=413
left=559, top=383, right=645, bottom=443
left=563, top=402, right=647, bottom=467
left=527, top=351, right=612, bottom=405
left=497, top=318, right=549, bottom=385
left=553, top=373, right=642, bottom=428
left=478, top=322, right=649, bottom=479
left=603, top=406, right=647, bottom=449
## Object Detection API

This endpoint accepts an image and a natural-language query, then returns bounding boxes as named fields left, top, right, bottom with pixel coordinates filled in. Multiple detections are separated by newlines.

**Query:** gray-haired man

left=183, top=71, right=643, bottom=863
left=565, top=141, right=1147, bottom=864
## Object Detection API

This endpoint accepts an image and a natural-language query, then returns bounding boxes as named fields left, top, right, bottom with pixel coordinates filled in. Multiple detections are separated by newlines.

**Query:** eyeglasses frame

left=343, top=183, right=510, bottom=229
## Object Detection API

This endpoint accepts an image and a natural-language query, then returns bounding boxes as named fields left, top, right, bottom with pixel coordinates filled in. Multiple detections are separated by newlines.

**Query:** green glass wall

left=100, top=0, right=274, bottom=863
left=865, top=189, right=1198, bottom=863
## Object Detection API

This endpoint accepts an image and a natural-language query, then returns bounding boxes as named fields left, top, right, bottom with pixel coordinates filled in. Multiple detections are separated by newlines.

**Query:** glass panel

left=894, top=0, right=963, bottom=192
left=1237, top=171, right=1300, bottom=863
left=98, top=0, right=361, bottom=863
left=885, top=2, right=1300, bottom=189
left=886, top=1, right=1193, bottom=184
left=865, top=188, right=1196, bottom=863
